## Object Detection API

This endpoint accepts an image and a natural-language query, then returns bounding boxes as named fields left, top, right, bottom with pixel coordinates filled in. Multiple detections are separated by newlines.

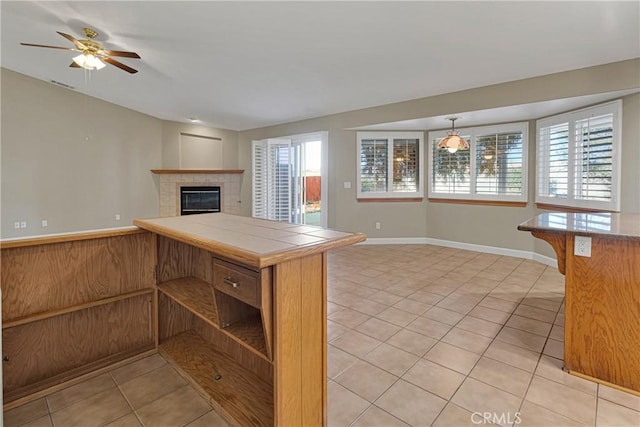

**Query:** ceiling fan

left=20, top=27, right=140, bottom=74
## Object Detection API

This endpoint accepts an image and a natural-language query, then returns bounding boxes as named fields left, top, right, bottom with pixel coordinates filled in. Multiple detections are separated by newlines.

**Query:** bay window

left=428, top=123, right=528, bottom=203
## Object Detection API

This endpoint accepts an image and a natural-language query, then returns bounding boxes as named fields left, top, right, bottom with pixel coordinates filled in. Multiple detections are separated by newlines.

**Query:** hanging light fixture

left=437, top=117, right=469, bottom=153
left=72, top=53, right=106, bottom=71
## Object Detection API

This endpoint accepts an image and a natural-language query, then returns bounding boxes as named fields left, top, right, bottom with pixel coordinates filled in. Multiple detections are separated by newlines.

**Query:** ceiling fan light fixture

left=437, top=117, right=469, bottom=154
left=73, top=53, right=106, bottom=70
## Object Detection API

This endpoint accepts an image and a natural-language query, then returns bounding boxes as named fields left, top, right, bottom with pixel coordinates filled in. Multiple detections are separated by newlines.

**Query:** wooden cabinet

left=519, top=213, right=640, bottom=394
left=1, top=213, right=365, bottom=424
left=135, top=213, right=366, bottom=426
left=0, top=229, right=157, bottom=407
left=155, top=237, right=274, bottom=425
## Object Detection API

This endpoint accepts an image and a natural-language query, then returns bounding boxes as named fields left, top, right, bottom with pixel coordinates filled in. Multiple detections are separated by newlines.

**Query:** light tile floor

left=4, top=244, right=640, bottom=427
left=326, top=245, right=640, bottom=427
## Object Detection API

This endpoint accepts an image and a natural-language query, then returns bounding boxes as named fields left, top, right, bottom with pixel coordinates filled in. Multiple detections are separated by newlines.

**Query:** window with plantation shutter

left=360, top=138, right=388, bottom=193
left=536, top=100, right=621, bottom=211
left=476, top=131, right=523, bottom=196
left=431, top=138, right=471, bottom=194
left=357, top=132, right=424, bottom=199
left=428, top=123, right=528, bottom=202
left=252, top=139, right=291, bottom=220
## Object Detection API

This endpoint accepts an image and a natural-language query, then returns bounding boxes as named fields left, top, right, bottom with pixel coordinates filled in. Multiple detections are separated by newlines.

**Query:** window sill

left=357, top=197, right=424, bottom=203
left=428, top=198, right=527, bottom=207
left=535, top=203, right=617, bottom=213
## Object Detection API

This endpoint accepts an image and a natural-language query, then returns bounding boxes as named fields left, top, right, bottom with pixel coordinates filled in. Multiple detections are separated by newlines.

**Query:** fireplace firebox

left=180, top=186, right=220, bottom=215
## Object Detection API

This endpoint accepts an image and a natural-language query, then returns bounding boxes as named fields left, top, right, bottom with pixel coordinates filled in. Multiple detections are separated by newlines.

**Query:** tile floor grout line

left=333, top=252, right=539, bottom=426
left=110, top=371, right=146, bottom=427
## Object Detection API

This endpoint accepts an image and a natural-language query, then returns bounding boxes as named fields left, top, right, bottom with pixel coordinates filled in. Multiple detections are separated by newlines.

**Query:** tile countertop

left=133, top=213, right=366, bottom=269
left=518, top=212, right=640, bottom=240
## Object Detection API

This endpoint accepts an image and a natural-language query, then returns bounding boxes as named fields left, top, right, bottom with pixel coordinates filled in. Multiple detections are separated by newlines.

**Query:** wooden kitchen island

left=518, top=212, right=640, bottom=394
left=133, top=213, right=366, bottom=426
left=1, top=213, right=364, bottom=424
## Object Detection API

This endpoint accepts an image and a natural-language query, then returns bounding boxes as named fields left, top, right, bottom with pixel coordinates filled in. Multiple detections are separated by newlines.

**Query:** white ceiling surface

left=1, top=1, right=639, bottom=131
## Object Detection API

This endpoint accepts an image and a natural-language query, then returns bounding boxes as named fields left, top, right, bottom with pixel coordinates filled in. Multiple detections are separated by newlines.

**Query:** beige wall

left=0, top=68, right=237, bottom=238
left=238, top=59, right=640, bottom=255
left=3, top=59, right=638, bottom=256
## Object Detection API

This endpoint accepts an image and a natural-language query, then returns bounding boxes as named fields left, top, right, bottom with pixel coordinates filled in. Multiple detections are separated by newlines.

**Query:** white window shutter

left=252, top=140, right=268, bottom=219
left=267, top=139, right=291, bottom=221
left=252, top=139, right=292, bottom=221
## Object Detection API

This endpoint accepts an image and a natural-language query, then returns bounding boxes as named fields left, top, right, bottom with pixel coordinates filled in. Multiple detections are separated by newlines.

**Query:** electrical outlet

left=375, top=222, right=381, bottom=230
left=115, top=214, right=121, bottom=221
left=14, top=221, right=20, bottom=229
left=20, top=221, right=27, bottom=229
left=343, top=181, right=351, bottom=189
left=574, top=235, right=592, bottom=257
left=42, top=220, right=48, bottom=227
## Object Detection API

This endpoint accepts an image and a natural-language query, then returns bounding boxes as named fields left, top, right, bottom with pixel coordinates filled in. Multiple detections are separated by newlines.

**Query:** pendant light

left=437, top=117, right=469, bottom=153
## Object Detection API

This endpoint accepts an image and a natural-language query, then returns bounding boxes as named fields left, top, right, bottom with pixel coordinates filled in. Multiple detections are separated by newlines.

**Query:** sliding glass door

left=252, top=133, right=325, bottom=226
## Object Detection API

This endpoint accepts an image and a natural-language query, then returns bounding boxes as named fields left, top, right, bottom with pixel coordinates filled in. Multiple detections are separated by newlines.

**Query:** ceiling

left=1, top=1, right=639, bottom=131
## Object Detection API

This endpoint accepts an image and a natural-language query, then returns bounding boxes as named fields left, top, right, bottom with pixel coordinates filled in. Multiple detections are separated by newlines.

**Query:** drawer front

left=213, top=258, right=260, bottom=307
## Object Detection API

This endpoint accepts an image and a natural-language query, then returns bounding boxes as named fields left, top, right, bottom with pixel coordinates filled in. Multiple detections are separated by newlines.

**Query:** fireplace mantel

left=151, top=169, right=244, bottom=174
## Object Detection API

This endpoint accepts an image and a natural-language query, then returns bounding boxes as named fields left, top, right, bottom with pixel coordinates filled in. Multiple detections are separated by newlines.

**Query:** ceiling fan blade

left=20, top=43, right=75, bottom=51
left=69, top=62, right=81, bottom=68
left=103, top=56, right=138, bottom=74
left=103, top=50, right=140, bottom=59
left=57, top=31, right=86, bottom=49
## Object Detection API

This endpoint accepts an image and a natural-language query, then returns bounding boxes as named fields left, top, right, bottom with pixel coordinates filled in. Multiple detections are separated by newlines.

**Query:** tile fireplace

left=152, top=169, right=243, bottom=217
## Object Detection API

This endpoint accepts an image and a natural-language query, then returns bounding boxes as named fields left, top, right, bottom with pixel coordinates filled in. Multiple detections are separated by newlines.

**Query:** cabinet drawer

left=213, top=258, right=260, bottom=307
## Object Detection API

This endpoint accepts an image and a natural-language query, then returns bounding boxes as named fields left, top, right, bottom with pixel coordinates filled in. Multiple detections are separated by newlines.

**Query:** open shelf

left=160, top=330, right=273, bottom=427
left=2, top=288, right=155, bottom=329
left=158, top=277, right=218, bottom=327
left=221, top=313, right=269, bottom=360
left=159, top=277, right=269, bottom=360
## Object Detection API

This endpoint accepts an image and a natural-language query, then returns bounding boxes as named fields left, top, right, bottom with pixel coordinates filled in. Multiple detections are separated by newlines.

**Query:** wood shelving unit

left=134, top=213, right=366, bottom=426
left=157, top=277, right=269, bottom=360
left=221, top=314, right=268, bottom=359
left=2, top=288, right=155, bottom=329
left=160, top=330, right=273, bottom=427
left=158, top=277, right=218, bottom=326
left=0, top=230, right=157, bottom=410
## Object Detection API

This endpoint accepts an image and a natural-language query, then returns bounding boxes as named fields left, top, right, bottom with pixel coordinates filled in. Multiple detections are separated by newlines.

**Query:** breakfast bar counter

left=518, top=212, right=640, bottom=394
left=134, top=213, right=366, bottom=425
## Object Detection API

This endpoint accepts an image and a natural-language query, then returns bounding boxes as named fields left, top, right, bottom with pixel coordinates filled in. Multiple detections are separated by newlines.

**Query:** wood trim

left=2, top=288, right=155, bottom=329
left=151, top=169, right=244, bottom=174
left=429, top=198, right=527, bottom=207
left=535, top=203, right=615, bottom=213
left=357, top=197, right=423, bottom=203
left=568, top=371, right=640, bottom=397
left=0, top=227, right=146, bottom=249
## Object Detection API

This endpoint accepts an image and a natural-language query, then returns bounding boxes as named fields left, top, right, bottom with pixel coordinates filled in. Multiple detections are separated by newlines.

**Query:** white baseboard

left=360, top=237, right=558, bottom=268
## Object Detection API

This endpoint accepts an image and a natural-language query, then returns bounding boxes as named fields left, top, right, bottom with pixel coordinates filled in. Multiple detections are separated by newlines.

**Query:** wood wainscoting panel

left=565, top=236, right=640, bottom=392
left=3, top=293, right=154, bottom=401
left=1, top=232, right=156, bottom=321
